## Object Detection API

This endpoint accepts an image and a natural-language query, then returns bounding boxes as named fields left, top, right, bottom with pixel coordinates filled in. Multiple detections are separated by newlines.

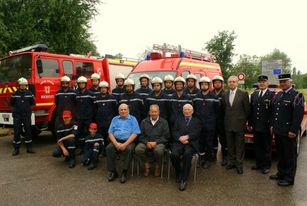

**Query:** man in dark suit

left=171, top=104, right=201, bottom=191
left=270, top=74, right=304, bottom=186
left=249, top=75, right=275, bottom=174
left=222, top=76, right=250, bottom=174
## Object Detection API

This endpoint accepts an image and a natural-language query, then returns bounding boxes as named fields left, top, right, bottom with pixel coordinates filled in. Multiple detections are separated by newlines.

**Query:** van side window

left=39, top=59, right=60, bottom=77
left=76, top=62, right=94, bottom=78
left=181, top=71, right=190, bottom=79
left=62, top=60, right=73, bottom=78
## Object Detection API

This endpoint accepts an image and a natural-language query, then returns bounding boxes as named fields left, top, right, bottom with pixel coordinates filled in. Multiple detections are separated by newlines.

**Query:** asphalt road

left=0, top=132, right=307, bottom=206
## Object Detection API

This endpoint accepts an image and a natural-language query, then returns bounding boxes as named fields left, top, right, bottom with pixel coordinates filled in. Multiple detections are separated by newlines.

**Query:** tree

left=0, top=0, right=100, bottom=56
left=204, top=30, right=237, bottom=78
left=261, top=49, right=292, bottom=74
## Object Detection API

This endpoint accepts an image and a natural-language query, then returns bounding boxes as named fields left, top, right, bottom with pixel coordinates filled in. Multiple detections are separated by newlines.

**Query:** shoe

left=269, top=174, right=283, bottom=180
left=120, top=172, right=127, bottom=183
left=278, top=180, right=294, bottom=186
left=236, top=168, right=243, bottom=174
left=262, top=168, right=270, bottom=174
left=221, top=159, right=228, bottom=167
left=107, top=171, right=118, bottom=182
left=201, top=161, right=211, bottom=169
left=12, top=149, right=20, bottom=156
left=179, top=181, right=187, bottom=191
left=225, top=164, right=236, bottom=170
left=251, top=166, right=260, bottom=170
left=87, top=163, right=96, bottom=170
left=68, top=159, right=76, bottom=168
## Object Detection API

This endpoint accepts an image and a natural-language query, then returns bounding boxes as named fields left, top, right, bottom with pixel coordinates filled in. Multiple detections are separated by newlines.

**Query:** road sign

left=238, top=72, right=246, bottom=81
left=273, top=68, right=282, bottom=75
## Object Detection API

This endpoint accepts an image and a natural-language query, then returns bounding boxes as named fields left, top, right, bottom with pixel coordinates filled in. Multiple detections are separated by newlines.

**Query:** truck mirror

left=36, top=58, right=43, bottom=74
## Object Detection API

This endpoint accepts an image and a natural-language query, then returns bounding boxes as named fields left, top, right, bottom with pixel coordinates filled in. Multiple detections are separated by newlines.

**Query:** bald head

left=118, top=103, right=129, bottom=118
left=183, top=104, right=193, bottom=117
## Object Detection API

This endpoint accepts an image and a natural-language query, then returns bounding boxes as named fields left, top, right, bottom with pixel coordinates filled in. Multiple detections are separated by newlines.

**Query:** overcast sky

left=90, top=0, right=307, bottom=73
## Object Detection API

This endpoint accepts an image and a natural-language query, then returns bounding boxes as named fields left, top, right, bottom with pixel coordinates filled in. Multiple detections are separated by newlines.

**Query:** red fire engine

left=0, top=44, right=111, bottom=136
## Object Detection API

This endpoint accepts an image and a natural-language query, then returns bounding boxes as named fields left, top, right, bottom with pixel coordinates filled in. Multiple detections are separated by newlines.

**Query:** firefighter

left=75, top=76, right=94, bottom=153
left=184, top=74, right=200, bottom=99
left=11, top=77, right=35, bottom=156
left=52, top=110, right=78, bottom=168
left=136, top=74, right=152, bottom=119
left=55, top=76, right=76, bottom=123
left=169, top=76, right=192, bottom=127
left=94, top=81, right=117, bottom=146
left=112, top=73, right=126, bottom=101
left=270, top=74, right=304, bottom=186
left=212, top=75, right=227, bottom=166
left=145, top=77, right=170, bottom=120
left=89, top=73, right=101, bottom=96
left=119, top=78, right=143, bottom=124
left=193, top=76, right=219, bottom=169
left=82, top=123, right=104, bottom=170
left=249, top=75, right=275, bottom=174
left=162, top=75, right=176, bottom=97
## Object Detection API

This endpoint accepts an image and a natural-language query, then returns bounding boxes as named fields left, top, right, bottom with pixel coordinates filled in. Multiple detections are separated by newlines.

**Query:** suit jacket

left=172, top=116, right=202, bottom=152
left=222, top=88, right=250, bottom=132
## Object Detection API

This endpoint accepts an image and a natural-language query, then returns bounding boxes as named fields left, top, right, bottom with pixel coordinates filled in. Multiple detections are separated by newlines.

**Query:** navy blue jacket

left=94, top=93, right=118, bottom=128
left=162, top=88, right=176, bottom=97
left=75, top=89, right=94, bottom=120
left=145, top=91, right=170, bottom=120
left=169, top=92, right=192, bottom=126
left=11, top=89, right=35, bottom=116
left=119, top=92, right=143, bottom=123
left=55, top=88, right=76, bottom=118
left=56, top=121, right=78, bottom=140
left=184, top=87, right=200, bottom=99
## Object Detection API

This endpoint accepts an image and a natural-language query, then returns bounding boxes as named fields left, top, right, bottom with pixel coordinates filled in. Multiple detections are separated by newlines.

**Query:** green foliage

left=0, top=0, right=100, bottom=56
left=204, top=30, right=237, bottom=78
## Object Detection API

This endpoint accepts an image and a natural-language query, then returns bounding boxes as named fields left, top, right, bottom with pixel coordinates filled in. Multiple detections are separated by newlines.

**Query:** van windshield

left=128, top=71, right=177, bottom=89
left=0, top=54, right=32, bottom=83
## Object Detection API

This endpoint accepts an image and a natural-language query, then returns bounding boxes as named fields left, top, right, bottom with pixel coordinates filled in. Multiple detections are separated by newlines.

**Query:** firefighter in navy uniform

left=119, top=78, right=144, bottom=124
left=136, top=74, right=152, bottom=119
left=52, top=110, right=78, bottom=168
left=112, top=73, right=126, bottom=101
left=82, top=123, right=104, bottom=170
left=212, top=75, right=228, bottom=166
left=169, top=77, right=192, bottom=127
left=145, top=77, right=170, bottom=120
left=94, top=81, right=117, bottom=146
left=184, top=74, right=200, bottom=99
left=89, top=73, right=101, bottom=96
left=193, top=76, right=219, bottom=169
left=11, top=77, right=35, bottom=156
left=249, top=75, right=275, bottom=174
left=75, top=76, right=94, bottom=153
left=55, top=76, right=76, bottom=123
left=162, top=75, right=176, bottom=97
left=269, top=74, right=304, bottom=187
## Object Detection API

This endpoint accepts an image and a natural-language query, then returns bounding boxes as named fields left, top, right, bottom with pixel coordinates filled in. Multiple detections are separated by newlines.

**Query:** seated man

left=52, top=110, right=78, bottom=168
left=82, top=123, right=104, bottom=170
left=106, top=103, right=141, bottom=183
left=135, top=104, right=170, bottom=177
left=171, top=104, right=201, bottom=191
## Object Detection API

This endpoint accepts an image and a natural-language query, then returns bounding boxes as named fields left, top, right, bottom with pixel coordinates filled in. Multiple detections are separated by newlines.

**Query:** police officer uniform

left=52, top=114, right=78, bottom=168
left=11, top=78, right=35, bottom=155
left=249, top=75, right=275, bottom=173
left=270, top=74, right=304, bottom=186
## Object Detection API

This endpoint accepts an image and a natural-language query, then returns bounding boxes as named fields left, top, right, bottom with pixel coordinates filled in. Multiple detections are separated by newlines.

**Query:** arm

left=57, top=141, right=69, bottom=156
left=155, top=120, right=170, bottom=144
left=289, top=93, right=305, bottom=136
left=243, top=91, right=251, bottom=119
left=138, top=120, right=148, bottom=144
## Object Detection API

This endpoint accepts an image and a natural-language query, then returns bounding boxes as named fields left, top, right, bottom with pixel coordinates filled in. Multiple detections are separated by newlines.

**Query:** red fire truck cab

left=128, top=44, right=222, bottom=88
left=0, top=44, right=110, bottom=136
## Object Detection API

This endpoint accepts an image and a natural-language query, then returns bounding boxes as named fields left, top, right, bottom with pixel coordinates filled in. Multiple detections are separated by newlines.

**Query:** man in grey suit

left=222, top=76, right=250, bottom=174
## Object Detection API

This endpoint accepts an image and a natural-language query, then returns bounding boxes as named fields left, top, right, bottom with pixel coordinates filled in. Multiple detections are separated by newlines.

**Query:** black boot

left=12, top=148, right=20, bottom=156
left=26, top=145, right=35, bottom=154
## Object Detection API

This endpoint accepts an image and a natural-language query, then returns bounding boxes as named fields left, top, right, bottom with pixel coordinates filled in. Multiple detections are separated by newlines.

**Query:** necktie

left=259, top=90, right=263, bottom=98
left=185, top=117, right=190, bottom=126
left=229, top=91, right=235, bottom=106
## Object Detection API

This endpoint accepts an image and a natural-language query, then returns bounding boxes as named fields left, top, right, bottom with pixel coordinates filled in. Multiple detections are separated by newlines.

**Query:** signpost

left=262, top=60, right=283, bottom=85
left=238, top=72, right=246, bottom=85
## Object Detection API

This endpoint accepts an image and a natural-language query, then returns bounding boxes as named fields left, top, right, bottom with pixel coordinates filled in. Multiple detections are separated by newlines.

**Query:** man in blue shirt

left=106, top=103, right=141, bottom=183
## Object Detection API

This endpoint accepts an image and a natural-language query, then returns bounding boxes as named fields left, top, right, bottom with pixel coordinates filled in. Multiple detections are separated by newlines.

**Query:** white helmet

left=91, top=73, right=100, bottom=80
left=124, top=78, right=135, bottom=86
left=61, top=75, right=71, bottom=82
left=151, top=77, right=163, bottom=84
left=212, top=75, right=224, bottom=82
left=18, top=77, right=28, bottom=85
left=139, top=74, right=150, bottom=81
left=115, top=73, right=125, bottom=80
left=164, top=75, right=174, bottom=82
left=77, top=76, right=87, bottom=83
left=99, top=81, right=109, bottom=88
left=199, top=76, right=211, bottom=84
left=186, top=74, right=197, bottom=81
left=174, top=76, right=186, bottom=84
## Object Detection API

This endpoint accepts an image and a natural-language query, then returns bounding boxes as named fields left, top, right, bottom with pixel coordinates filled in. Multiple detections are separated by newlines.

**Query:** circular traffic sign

left=238, top=72, right=246, bottom=80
